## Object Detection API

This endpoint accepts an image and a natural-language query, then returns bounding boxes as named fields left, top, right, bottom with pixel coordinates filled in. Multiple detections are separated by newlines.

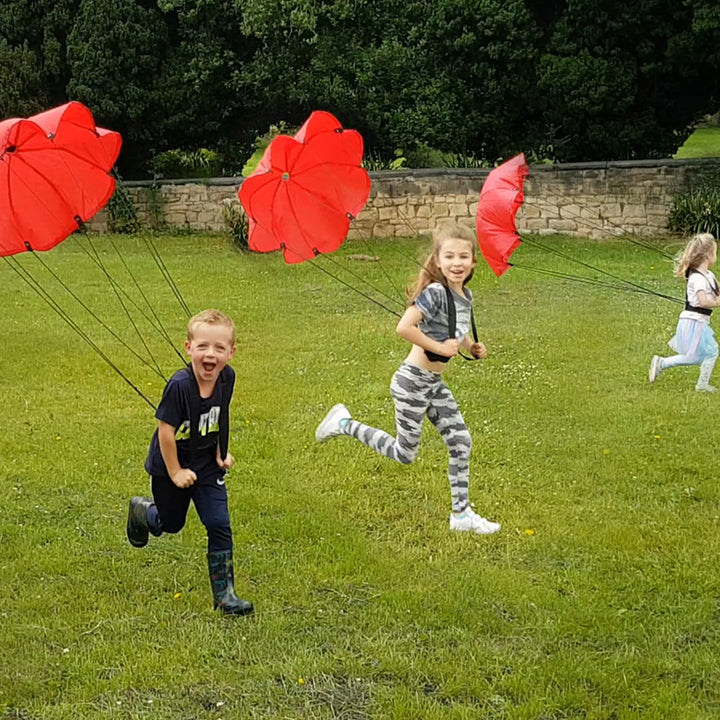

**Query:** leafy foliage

left=668, top=184, right=720, bottom=237
left=2, top=0, right=720, bottom=174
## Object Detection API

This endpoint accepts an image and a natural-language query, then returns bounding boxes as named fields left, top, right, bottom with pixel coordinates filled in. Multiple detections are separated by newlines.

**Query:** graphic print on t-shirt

left=174, top=405, right=220, bottom=441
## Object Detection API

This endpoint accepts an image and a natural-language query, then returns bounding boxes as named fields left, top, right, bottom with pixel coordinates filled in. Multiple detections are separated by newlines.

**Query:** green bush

left=150, top=148, right=223, bottom=179
left=107, top=179, right=140, bottom=234
left=668, top=185, right=720, bottom=237
left=222, top=200, right=249, bottom=252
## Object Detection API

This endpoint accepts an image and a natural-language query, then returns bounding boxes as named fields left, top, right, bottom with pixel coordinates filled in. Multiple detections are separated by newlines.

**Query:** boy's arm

left=158, top=420, right=196, bottom=488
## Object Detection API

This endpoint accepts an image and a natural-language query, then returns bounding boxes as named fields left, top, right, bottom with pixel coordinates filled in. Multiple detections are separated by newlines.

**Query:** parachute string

left=276, top=179, right=404, bottom=317
left=3, top=256, right=156, bottom=409
left=141, top=233, right=192, bottom=318
left=307, top=258, right=403, bottom=318
left=520, top=236, right=682, bottom=304
left=26, top=251, right=168, bottom=377
left=110, top=171, right=192, bottom=318
left=318, top=252, right=405, bottom=310
left=279, top=242, right=403, bottom=317
left=71, top=232, right=184, bottom=362
left=346, top=220, right=407, bottom=303
left=511, top=262, right=683, bottom=302
left=78, top=233, right=166, bottom=376
left=522, top=201, right=676, bottom=260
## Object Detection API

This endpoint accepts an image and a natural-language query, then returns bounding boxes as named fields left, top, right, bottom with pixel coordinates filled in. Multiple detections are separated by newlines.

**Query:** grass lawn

left=674, top=126, right=720, bottom=158
left=2, top=231, right=720, bottom=719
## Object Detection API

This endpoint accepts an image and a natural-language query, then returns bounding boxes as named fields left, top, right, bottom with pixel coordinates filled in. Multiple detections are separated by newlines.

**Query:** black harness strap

left=424, top=284, right=478, bottom=362
left=685, top=269, right=718, bottom=317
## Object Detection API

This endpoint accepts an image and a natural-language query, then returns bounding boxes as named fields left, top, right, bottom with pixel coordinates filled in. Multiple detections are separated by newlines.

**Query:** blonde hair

left=187, top=309, right=236, bottom=345
left=674, top=233, right=717, bottom=278
left=406, top=223, right=477, bottom=303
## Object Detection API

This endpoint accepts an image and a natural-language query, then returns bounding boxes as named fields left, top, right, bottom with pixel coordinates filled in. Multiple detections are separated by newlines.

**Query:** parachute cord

left=511, top=262, right=683, bottom=303
left=522, top=201, right=676, bottom=260
left=276, top=241, right=403, bottom=317
left=318, top=252, right=405, bottom=311
left=3, top=256, right=156, bottom=409
left=110, top=171, right=192, bottom=318
left=306, top=258, right=403, bottom=318
left=74, top=232, right=185, bottom=363
left=346, top=217, right=407, bottom=303
left=78, top=233, right=165, bottom=377
left=141, top=233, right=192, bottom=318
left=520, top=237, right=682, bottom=304
left=26, top=251, right=168, bottom=377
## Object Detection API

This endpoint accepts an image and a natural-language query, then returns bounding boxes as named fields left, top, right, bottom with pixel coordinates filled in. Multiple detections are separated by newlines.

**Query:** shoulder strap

left=443, top=283, right=457, bottom=340
left=185, top=364, right=201, bottom=461
left=445, top=285, right=479, bottom=361
left=217, top=367, right=230, bottom=461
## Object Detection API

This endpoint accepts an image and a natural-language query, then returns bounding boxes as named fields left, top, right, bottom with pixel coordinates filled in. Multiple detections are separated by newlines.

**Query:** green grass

left=2, top=231, right=720, bottom=719
left=674, top=126, right=720, bottom=159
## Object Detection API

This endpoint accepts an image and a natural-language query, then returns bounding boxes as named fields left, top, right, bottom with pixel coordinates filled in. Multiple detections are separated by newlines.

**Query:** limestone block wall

left=87, top=158, right=720, bottom=239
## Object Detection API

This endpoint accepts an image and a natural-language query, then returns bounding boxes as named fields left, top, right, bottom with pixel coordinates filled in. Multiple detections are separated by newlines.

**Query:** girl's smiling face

left=435, top=236, right=476, bottom=289
left=185, top=322, right=236, bottom=387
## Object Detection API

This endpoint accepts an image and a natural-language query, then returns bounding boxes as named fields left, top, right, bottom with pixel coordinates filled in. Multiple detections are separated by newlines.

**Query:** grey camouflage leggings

left=343, top=361, right=471, bottom=513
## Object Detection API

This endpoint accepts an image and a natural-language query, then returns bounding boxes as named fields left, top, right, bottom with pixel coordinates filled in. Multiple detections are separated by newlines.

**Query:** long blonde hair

left=674, top=233, right=717, bottom=278
left=406, top=223, right=477, bottom=303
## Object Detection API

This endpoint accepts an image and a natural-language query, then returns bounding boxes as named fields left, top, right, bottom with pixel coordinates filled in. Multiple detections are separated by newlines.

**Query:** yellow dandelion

left=298, top=678, right=305, bottom=685
left=173, top=592, right=182, bottom=600
left=524, top=528, right=535, bottom=536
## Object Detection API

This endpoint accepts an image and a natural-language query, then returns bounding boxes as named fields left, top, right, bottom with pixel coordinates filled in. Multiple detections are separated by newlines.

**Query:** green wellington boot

left=207, top=549, right=254, bottom=616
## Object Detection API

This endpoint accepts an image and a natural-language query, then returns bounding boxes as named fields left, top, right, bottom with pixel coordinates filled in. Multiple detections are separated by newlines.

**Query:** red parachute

left=238, top=111, right=371, bottom=264
left=0, top=101, right=121, bottom=257
left=475, top=153, right=529, bottom=277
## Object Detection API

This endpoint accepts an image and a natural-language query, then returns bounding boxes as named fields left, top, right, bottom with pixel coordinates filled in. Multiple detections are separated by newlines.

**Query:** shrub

left=222, top=200, right=249, bottom=252
left=150, top=148, right=222, bottom=179
left=107, top=179, right=140, bottom=233
left=668, top=184, right=720, bottom=238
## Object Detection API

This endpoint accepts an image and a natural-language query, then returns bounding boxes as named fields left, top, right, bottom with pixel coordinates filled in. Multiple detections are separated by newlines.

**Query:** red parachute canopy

left=238, top=111, right=371, bottom=264
left=0, top=101, right=121, bottom=257
left=475, top=153, right=529, bottom=277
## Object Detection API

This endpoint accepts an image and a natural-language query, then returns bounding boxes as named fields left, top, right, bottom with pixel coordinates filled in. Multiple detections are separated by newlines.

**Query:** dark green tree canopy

left=1, top=0, right=717, bottom=175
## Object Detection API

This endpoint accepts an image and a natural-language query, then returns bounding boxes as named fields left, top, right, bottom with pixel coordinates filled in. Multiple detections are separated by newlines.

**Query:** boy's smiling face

left=185, top=321, right=236, bottom=387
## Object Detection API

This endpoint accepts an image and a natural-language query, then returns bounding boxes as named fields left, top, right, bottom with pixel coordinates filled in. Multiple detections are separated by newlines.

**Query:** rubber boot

left=207, top=549, right=254, bottom=616
left=696, top=356, right=718, bottom=392
left=126, top=496, right=161, bottom=547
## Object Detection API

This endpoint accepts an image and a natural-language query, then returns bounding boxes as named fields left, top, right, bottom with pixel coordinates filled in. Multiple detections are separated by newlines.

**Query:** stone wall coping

left=121, top=157, right=720, bottom=188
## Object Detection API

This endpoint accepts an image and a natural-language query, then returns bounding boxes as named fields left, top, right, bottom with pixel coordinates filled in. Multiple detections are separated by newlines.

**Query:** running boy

left=126, top=309, right=253, bottom=616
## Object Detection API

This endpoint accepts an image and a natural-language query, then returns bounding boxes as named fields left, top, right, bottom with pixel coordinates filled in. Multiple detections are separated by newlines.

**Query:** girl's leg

left=696, top=353, right=719, bottom=391
left=425, top=383, right=472, bottom=514
left=343, top=362, right=436, bottom=464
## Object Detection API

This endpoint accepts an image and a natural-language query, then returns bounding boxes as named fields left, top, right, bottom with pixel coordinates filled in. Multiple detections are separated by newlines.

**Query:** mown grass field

left=674, top=126, right=720, bottom=158
left=2, top=231, right=720, bottom=719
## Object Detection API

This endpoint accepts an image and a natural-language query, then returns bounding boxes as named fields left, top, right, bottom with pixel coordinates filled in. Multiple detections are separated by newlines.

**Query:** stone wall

left=88, top=158, right=720, bottom=239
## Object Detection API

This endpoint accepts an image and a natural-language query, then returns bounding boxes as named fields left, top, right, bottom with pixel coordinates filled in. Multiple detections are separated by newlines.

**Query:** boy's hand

left=171, top=468, right=197, bottom=488
left=470, top=342, right=487, bottom=359
left=217, top=451, right=234, bottom=470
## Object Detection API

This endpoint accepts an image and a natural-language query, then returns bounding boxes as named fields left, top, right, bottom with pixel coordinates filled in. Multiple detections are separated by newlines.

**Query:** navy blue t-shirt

left=144, top=366, right=234, bottom=481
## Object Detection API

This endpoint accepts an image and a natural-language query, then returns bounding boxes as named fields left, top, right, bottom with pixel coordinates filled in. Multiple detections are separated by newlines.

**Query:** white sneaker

left=696, top=384, right=718, bottom=393
left=315, top=403, right=351, bottom=442
left=649, top=355, right=662, bottom=383
left=449, top=508, right=501, bottom=535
